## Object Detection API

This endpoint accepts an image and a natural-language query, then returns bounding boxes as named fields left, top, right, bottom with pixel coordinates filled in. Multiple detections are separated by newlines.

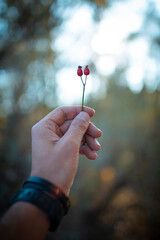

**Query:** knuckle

left=44, top=118, right=54, bottom=130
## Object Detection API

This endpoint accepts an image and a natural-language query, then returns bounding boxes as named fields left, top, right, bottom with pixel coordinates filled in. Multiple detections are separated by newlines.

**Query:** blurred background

left=0, top=0, right=160, bottom=239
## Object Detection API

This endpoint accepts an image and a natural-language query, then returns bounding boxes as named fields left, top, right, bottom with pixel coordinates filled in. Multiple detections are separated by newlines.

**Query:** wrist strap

left=23, top=177, right=70, bottom=214
left=8, top=177, right=71, bottom=231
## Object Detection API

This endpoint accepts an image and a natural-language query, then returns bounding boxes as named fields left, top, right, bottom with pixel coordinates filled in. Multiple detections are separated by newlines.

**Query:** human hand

left=30, top=106, right=102, bottom=196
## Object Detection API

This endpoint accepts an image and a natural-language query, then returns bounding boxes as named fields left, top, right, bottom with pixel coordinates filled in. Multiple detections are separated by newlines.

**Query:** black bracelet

left=8, top=177, right=71, bottom=232
left=23, top=177, right=70, bottom=214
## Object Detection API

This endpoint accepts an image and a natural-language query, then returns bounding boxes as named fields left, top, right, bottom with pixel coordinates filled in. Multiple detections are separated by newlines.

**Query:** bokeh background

left=0, top=0, right=160, bottom=239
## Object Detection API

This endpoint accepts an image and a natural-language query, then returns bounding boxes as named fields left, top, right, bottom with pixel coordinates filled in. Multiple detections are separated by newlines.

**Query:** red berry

left=77, top=66, right=83, bottom=76
left=84, top=65, right=90, bottom=75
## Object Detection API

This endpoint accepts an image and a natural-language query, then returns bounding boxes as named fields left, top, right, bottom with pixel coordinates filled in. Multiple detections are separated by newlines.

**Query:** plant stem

left=82, top=83, right=85, bottom=111
left=82, top=79, right=87, bottom=144
left=84, top=75, right=87, bottom=85
left=80, top=76, right=84, bottom=85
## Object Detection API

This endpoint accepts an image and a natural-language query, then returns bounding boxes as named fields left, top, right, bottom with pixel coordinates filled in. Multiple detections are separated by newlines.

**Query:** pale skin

left=0, top=106, right=102, bottom=240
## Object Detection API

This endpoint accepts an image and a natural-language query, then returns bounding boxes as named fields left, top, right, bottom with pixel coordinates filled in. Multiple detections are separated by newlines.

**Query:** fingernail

left=98, top=128, right=102, bottom=134
left=96, top=139, right=101, bottom=148
left=77, top=112, right=90, bottom=121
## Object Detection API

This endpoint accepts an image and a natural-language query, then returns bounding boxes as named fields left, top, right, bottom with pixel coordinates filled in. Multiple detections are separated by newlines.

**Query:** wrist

left=8, top=176, right=71, bottom=231
left=30, top=171, right=71, bottom=197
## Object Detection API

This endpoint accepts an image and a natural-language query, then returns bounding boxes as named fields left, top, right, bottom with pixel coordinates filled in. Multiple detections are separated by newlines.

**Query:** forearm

left=0, top=202, right=50, bottom=240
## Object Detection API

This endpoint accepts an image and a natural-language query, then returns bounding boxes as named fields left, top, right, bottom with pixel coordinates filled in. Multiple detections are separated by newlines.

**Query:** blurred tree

left=126, top=0, right=160, bottom=92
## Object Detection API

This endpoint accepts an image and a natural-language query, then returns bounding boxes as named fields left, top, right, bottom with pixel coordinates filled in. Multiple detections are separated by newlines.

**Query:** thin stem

left=84, top=75, right=87, bottom=85
left=81, top=80, right=87, bottom=145
left=80, top=76, right=84, bottom=85
left=82, top=83, right=85, bottom=111
left=82, top=75, right=87, bottom=111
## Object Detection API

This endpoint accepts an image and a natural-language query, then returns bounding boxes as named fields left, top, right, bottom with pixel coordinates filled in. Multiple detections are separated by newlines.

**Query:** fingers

left=85, top=134, right=101, bottom=151
left=86, top=122, right=102, bottom=138
left=80, top=145, right=98, bottom=160
left=79, top=134, right=101, bottom=160
left=60, top=120, right=102, bottom=138
left=45, top=106, right=95, bottom=126
left=59, top=120, right=71, bottom=135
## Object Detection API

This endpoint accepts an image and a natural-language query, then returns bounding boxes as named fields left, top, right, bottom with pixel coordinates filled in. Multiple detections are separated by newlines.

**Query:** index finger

left=44, top=106, right=95, bottom=126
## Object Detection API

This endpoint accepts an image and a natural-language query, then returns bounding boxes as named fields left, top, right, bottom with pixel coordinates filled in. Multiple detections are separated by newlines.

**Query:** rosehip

left=77, top=66, right=83, bottom=76
left=84, top=65, right=90, bottom=75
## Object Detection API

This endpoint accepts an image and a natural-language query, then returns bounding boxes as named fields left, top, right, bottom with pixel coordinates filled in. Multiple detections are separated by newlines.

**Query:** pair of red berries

left=77, top=65, right=90, bottom=76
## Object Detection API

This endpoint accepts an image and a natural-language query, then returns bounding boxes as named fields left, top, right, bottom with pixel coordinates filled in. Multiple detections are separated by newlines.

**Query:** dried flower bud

left=77, top=66, right=83, bottom=76
left=84, top=65, right=90, bottom=75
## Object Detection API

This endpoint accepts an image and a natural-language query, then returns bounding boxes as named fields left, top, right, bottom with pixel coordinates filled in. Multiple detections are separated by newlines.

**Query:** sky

left=52, top=0, right=160, bottom=105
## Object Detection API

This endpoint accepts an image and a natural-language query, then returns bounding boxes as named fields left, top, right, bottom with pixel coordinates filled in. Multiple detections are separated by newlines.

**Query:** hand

left=30, top=106, right=102, bottom=196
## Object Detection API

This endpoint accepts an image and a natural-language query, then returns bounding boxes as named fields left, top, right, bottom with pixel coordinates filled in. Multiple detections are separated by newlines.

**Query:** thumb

left=64, top=112, right=90, bottom=145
